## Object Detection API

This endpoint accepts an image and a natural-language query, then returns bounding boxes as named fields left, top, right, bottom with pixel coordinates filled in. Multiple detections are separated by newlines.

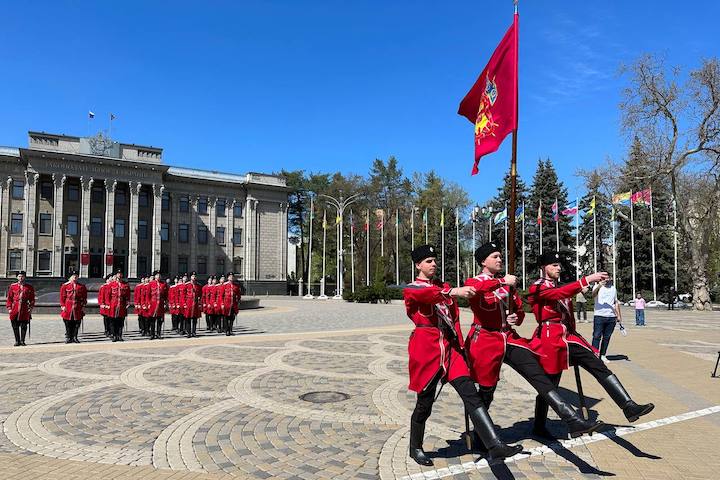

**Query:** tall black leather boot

left=20, top=322, right=28, bottom=346
left=409, top=421, right=433, bottom=466
left=468, top=406, right=523, bottom=463
left=599, top=374, right=654, bottom=422
left=531, top=394, right=553, bottom=438
left=542, top=390, right=604, bottom=438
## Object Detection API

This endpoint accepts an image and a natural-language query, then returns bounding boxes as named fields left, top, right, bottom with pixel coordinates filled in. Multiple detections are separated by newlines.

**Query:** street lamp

left=471, top=205, right=481, bottom=277
left=318, top=192, right=361, bottom=299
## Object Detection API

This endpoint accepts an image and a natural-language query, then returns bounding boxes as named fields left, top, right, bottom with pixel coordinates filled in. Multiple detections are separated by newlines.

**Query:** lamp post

left=471, top=205, right=480, bottom=277
left=319, top=192, right=361, bottom=299
left=480, top=205, right=491, bottom=243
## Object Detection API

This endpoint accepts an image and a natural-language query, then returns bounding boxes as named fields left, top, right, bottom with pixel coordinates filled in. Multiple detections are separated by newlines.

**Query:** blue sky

left=1, top=1, right=717, bottom=205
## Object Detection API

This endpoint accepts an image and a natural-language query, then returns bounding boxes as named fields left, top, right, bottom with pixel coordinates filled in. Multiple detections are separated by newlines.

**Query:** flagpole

left=507, top=1, right=519, bottom=275
left=472, top=209, right=477, bottom=277
left=411, top=207, right=415, bottom=282
left=522, top=200, right=526, bottom=289
left=395, top=209, right=400, bottom=285
left=455, top=207, right=460, bottom=287
left=441, top=208, right=445, bottom=282
left=630, top=191, right=636, bottom=300
left=366, top=210, right=370, bottom=286
left=424, top=208, right=428, bottom=244
left=539, top=203, right=543, bottom=255
left=593, top=196, right=597, bottom=272
left=673, top=199, right=678, bottom=292
left=304, top=195, right=314, bottom=299
left=575, top=197, right=580, bottom=280
left=350, top=210, right=355, bottom=293
left=335, top=214, right=340, bottom=298
left=555, top=197, right=560, bottom=251
left=380, top=209, right=384, bottom=256
left=320, top=210, right=327, bottom=299
left=504, top=203, right=509, bottom=269
left=649, top=191, right=657, bottom=301
left=612, top=206, right=617, bottom=282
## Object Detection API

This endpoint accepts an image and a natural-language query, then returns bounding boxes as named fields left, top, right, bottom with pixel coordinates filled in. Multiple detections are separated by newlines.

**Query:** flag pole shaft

left=411, top=208, right=415, bottom=282
left=612, top=207, right=617, bottom=282
left=508, top=132, right=518, bottom=274
left=630, top=191, right=636, bottom=300
left=472, top=214, right=476, bottom=277
left=395, top=209, right=399, bottom=285
left=441, top=208, right=445, bottom=282
left=366, top=210, right=370, bottom=286
left=673, top=200, right=678, bottom=291
left=321, top=210, right=327, bottom=297
left=307, top=196, right=314, bottom=296
left=522, top=201, right=526, bottom=289
left=555, top=198, right=560, bottom=251
left=650, top=193, right=657, bottom=301
left=575, top=197, right=580, bottom=280
left=456, top=207, right=460, bottom=287
left=351, top=211, right=355, bottom=293
left=593, top=199, right=597, bottom=272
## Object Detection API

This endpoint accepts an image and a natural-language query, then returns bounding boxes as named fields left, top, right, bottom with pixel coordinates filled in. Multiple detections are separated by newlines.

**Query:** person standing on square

left=575, top=288, right=588, bottom=322
left=592, top=278, right=621, bottom=363
left=635, top=293, right=646, bottom=326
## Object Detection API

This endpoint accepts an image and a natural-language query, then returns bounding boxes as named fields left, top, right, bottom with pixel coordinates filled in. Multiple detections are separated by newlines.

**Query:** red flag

left=458, top=13, right=518, bottom=175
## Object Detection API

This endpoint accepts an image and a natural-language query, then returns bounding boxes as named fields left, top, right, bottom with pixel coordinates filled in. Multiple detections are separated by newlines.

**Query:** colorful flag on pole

left=631, top=189, right=652, bottom=206
left=494, top=208, right=507, bottom=225
left=335, top=213, right=341, bottom=225
left=110, top=113, right=117, bottom=121
left=537, top=203, right=542, bottom=225
left=483, top=208, right=493, bottom=219
left=440, top=209, right=445, bottom=228
left=561, top=200, right=578, bottom=216
left=375, top=209, right=384, bottom=231
left=88, top=111, right=95, bottom=119
left=515, top=205, right=524, bottom=221
left=612, top=191, right=631, bottom=205
left=586, top=196, right=596, bottom=216
left=457, top=12, right=519, bottom=175
left=551, top=200, right=559, bottom=222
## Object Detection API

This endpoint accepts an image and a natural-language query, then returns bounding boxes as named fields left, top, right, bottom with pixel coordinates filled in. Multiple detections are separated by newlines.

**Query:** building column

left=170, top=192, right=178, bottom=273
left=0, top=177, right=10, bottom=277
left=51, top=174, right=66, bottom=277
left=244, top=198, right=259, bottom=281
left=103, top=179, right=117, bottom=277
left=280, top=202, right=287, bottom=280
left=24, top=171, right=40, bottom=275
left=128, top=181, right=141, bottom=278
left=226, top=199, right=235, bottom=269
left=190, top=195, right=198, bottom=272
left=208, top=196, right=217, bottom=274
left=151, top=184, right=163, bottom=272
left=78, top=176, right=93, bottom=278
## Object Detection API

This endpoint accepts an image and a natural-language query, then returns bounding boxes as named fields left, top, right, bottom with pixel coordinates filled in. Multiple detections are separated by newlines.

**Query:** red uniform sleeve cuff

left=579, top=277, right=589, bottom=288
left=441, top=287, right=453, bottom=297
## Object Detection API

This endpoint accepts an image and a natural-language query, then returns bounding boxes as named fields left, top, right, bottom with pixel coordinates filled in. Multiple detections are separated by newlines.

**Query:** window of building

left=216, top=257, right=225, bottom=274
left=38, top=251, right=51, bottom=272
left=179, top=195, right=189, bottom=213
left=233, top=227, right=243, bottom=246
left=12, top=180, right=25, bottom=200
left=216, top=199, right=226, bottom=217
left=115, top=218, right=125, bottom=238
left=216, top=226, right=225, bottom=245
left=66, top=215, right=78, bottom=236
left=162, top=192, right=170, bottom=211
left=161, top=223, right=169, bottom=241
left=39, top=213, right=52, bottom=234
left=137, top=256, right=148, bottom=277
left=10, top=213, right=23, bottom=234
left=90, top=217, right=103, bottom=237
left=91, top=186, right=104, bottom=203
left=115, top=189, right=126, bottom=206
left=234, top=203, right=242, bottom=218
left=138, top=220, right=148, bottom=239
left=197, top=256, right=207, bottom=275
left=178, top=256, right=188, bottom=274
left=160, top=255, right=169, bottom=274
left=40, top=181, right=53, bottom=200
left=9, top=250, right=22, bottom=271
left=68, top=184, right=80, bottom=201
left=139, top=189, right=149, bottom=208
left=233, top=258, right=243, bottom=277
left=179, top=223, right=189, bottom=243
left=198, top=225, right=208, bottom=244
left=198, top=196, right=208, bottom=215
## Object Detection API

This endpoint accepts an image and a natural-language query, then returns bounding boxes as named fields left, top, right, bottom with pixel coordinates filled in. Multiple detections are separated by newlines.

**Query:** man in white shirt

left=592, top=278, right=621, bottom=363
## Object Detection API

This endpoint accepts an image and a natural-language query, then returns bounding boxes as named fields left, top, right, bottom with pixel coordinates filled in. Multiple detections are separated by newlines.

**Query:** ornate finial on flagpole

left=514, top=0, right=518, bottom=13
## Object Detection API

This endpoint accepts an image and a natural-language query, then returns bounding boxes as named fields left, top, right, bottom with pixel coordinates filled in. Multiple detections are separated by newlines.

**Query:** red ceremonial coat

left=202, top=284, right=212, bottom=314
left=6, top=282, right=35, bottom=321
left=184, top=282, right=203, bottom=319
left=527, top=276, right=597, bottom=374
left=148, top=280, right=169, bottom=317
left=98, top=283, right=110, bottom=316
left=168, top=284, right=178, bottom=315
left=60, top=281, right=88, bottom=321
left=464, top=273, right=536, bottom=387
left=108, top=280, right=131, bottom=318
left=221, top=282, right=241, bottom=315
left=403, top=277, right=469, bottom=393
left=133, top=284, right=144, bottom=317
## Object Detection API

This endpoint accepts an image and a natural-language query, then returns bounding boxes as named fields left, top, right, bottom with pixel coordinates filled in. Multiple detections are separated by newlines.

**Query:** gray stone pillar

left=280, top=202, right=288, bottom=280
left=51, top=174, right=66, bottom=277
left=0, top=177, right=9, bottom=277
left=244, top=198, right=258, bottom=281
left=189, top=195, right=198, bottom=272
left=208, top=196, right=217, bottom=274
left=170, top=192, right=178, bottom=273
left=226, top=199, right=235, bottom=268
left=151, top=184, right=164, bottom=272
left=103, top=179, right=117, bottom=277
left=78, top=176, right=93, bottom=278
left=24, top=171, right=40, bottom=274
left=128, top=181, right=141, bottom=278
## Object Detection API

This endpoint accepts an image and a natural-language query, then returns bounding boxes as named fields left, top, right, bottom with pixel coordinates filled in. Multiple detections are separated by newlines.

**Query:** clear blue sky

left=1, top=1, right=717, bottom=205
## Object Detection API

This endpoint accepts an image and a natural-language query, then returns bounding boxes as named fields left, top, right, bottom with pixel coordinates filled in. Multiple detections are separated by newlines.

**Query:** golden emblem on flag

left=475, top=75, right=499, bottom=141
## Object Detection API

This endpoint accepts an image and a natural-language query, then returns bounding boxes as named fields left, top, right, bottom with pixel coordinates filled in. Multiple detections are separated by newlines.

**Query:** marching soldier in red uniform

left=109, top=270, right=131, bottom=342
left=465, top=243, right=601, bottom=441
left=98, top=274, right=113, bottom=337
left=222, top=272, right=241, bottom=336
left=184, top=272, right=202, bottom=338
left=59, top=271, right=88, bottom=344
left=528, top=251, right=654, bottom=437
left=147, top=270, right=169, bottom=339
left=404, top=245, right=522, bottom=466
left=6, top=271, right=34, bottom=347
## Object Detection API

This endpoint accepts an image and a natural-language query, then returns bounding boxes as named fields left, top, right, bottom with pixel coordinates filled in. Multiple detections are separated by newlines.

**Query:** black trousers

left=148, top=317, right=163, bottom=337
left=223, top=314, right=236, bottom=334
left=184, top=317, right=198, bottom=336
left=576, top=302, right=587, bottom=321
left=103, top=315, right=111, bottom=335
left=112, top=317, right=125, bottom=338
left=178, top=315, right=186, bottom=332
left=10, top=320, right=28, bottom=344
left=503, top=344, right=557, bottom=396
left=411, top=373, right=483, bottom=425
left=63, top=320, right=80, bottom=340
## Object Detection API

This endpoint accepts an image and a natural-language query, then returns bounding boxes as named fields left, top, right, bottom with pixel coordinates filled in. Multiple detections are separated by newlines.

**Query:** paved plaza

left=0, top=299, right=718, bottom=479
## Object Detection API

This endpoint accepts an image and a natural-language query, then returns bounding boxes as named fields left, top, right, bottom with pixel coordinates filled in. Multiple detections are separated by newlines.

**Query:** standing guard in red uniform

left=148, top=270, right=169, bottom=339
left=169, top=276, right=180, bottom=332
left=202, top=276, right=213, bottom=332
left=60, top=270, right=88, bottom=344
left=184, top=272, right=202, bottom=337
left=222, top=272, right=241, bottom=336
left=6, top=271, right=34, bottom=347
left=528, top=251, right=654, bottom=437
left=98, top=274, right=113, bottom=337
left=465, top=243, right=601, bottom=440
left=213, top=274, right=225, bottom=332
left=177, top=273, right=188, bottom=335
left=404, top=245, right=522, bottom=466
left=109, top=270, right=131, bottom=342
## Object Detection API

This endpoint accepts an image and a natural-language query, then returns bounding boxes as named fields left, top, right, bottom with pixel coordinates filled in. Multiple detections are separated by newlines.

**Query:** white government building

left=0, top=131, right=290, bottom=294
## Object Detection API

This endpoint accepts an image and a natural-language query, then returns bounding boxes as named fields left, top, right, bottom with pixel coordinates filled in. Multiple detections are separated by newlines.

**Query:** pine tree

left=578, top=172, right=612, bottom=274
left=488, top=168, right=528, bottom=281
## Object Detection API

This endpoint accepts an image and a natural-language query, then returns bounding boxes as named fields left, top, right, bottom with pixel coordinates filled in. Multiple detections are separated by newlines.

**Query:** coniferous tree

left=488, top=168, right=528, bottom=281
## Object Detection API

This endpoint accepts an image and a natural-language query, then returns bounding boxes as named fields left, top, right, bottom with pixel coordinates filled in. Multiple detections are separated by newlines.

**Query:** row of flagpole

left=302, top=191, right=678, bottom=299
